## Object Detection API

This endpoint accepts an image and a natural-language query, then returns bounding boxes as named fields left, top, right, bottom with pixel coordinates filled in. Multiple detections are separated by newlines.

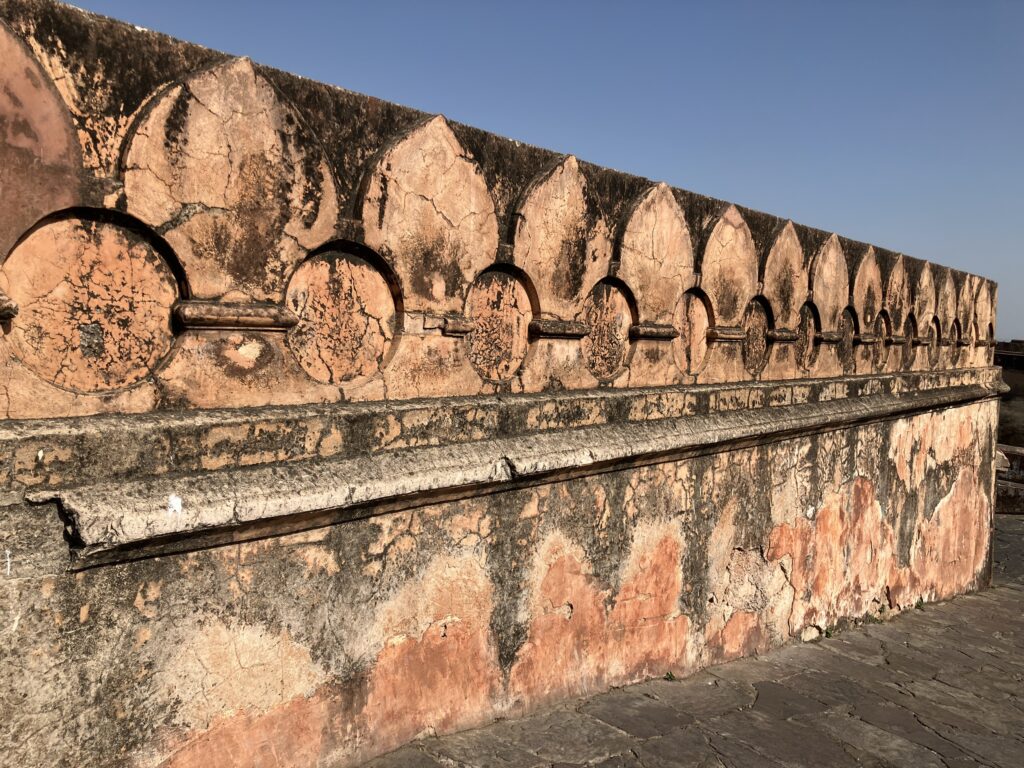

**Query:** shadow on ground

left=993, top=514, right=1024, bottom=585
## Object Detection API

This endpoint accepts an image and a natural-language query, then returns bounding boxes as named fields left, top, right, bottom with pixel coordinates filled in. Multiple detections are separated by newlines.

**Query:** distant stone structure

left=995, top=341, right=1024, bottom=512
left=0, top=2, right=1004, bottom=766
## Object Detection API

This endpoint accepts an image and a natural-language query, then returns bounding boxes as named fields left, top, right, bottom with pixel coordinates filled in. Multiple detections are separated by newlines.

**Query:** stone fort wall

left=0, top=2, right=1003, bottom=766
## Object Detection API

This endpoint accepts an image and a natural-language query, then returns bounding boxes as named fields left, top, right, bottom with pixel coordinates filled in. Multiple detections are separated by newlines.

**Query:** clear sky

left=71, top=0, right=1024, bottom=339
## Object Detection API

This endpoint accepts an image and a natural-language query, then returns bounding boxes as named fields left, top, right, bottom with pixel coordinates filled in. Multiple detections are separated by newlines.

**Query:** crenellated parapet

left=0, top=5, right=1006, bottom=768
left=0, top=12, right=998, bottom=418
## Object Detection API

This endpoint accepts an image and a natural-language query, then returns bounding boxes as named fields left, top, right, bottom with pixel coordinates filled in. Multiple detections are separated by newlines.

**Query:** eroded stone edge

left=28, top=383, right=1001, bottom=564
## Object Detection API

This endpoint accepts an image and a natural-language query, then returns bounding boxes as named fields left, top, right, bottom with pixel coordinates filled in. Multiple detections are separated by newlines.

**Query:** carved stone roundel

left=871, top=314, right=891, bottom=372
left=795, top=304, right=818, bottom=373
left=285, top=252, right=397, bottom=384
left=465, top=270, right=531, bottom=382
left=672, top=291, right=710, bottom=375
left=1, top=218, right=178, bottom=393
left=741, top=300, right=770, bottom=376
left=582, top=281, right=632, bottom=381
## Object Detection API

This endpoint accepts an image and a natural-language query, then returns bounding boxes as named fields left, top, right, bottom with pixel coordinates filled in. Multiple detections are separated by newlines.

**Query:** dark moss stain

left=77, top=321, right=104, bottom=358
left=264, top=69, right=425, bottom=218
left=774, top=262, right=796, bottom=321
left=229, top=154, right=290, bottom=286
left=406, top=233, right=465, bottom=302
left=737, top=208, right=788, bottom=280
left=677, top=454, right=717, bottom=626
left=793, top=226, right=831, bottom=276
left=163, top=85, right=191, bottom=152
left=674, top=191, right=730, bottom=274
left=838, top=237, right=870, bottom=289
left=485, top=489, right=541, bottom=673
left=269, top=93, right=330, bottom=230
left=864, top=284, right=878, bottom=322
left=376, top=172, right=388, bottom=231
left=450, top=123, right=560, bottom=241
left=557, top=220, right=590, bottom=301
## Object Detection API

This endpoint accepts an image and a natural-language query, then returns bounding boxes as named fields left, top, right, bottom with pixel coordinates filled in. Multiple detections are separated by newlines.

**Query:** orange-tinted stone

left=123, top=58, right=338, bottom=302
left=0, top=25, right=81, bottom=258
left=582, top=281, right=632, bottom=381
left=0, top=218, right=177, bottom=393
left=286, top=252, right=397, bottom=384
left=465, top=270, right=532, bottom=382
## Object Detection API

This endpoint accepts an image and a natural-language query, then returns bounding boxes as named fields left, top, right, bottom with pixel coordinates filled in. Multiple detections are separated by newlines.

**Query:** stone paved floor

left=365, top=516, right=1024, bottom=768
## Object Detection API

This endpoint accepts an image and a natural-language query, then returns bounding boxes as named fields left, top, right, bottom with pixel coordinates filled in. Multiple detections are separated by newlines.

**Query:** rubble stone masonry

left=0, top=2, right=1003, bottom=766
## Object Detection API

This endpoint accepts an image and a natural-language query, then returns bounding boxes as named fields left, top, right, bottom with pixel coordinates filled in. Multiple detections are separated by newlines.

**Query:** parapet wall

left=0, top=2, right=1003, bottom=767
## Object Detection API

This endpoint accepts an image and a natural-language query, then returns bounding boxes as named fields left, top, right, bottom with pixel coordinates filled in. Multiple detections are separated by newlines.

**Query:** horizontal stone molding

left=173, top=301, right=300, bottom=330
left=0, top=367, right=999, bottom=501
left=529, top=318, right=589, bottom=339
left=28, top=376, right=1003, bottom=566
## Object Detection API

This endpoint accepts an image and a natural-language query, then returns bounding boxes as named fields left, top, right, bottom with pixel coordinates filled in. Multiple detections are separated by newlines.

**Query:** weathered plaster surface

left=123, top=58, right=338, bottom=302
left=0, top=2, right=1002, bottom=766
left=0, top=400, right=998, bottom=767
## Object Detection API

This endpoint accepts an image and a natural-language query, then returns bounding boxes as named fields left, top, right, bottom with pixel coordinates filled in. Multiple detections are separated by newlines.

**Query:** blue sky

left=73, top=0, right=1024, bottom=338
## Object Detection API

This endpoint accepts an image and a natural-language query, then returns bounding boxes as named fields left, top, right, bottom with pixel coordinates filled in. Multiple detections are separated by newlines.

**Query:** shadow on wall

left=997, top=341, right=1024, bottom=446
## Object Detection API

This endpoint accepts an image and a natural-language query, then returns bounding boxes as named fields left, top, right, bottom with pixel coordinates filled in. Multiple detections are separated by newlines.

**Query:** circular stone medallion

left=795, top=303, right=819, bottom=373
left=582, top=281, right=633, bottom=381
left=465, top=270, right=532, bottom=382
left=1, top=218, right=177, bottom=393
left=871, top=314, right=891, bottom=372
left=672, top=291, right=710, bottom=375
left=741, top=300, right=769, bottom=376
left=286, top=252, right=397, bottom=384
left=926, top=317, right=942, bottom=369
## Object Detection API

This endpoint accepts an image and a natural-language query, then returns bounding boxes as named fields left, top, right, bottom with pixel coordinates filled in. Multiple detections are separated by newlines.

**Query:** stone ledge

left=29, top=382, right=999, bottom=567
left=0, top=367, right=1002, bottom=504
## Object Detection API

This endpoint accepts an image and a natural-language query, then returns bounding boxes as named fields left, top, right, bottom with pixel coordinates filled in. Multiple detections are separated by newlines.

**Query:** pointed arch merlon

left=935, top=268, right=957, bottom=332
left=974, top=281, right=995, bottom=344
left=810, top=234, right=849, bottom=331
left=885, top=256, right=912, bottom=331
left=122, top=57, right=340, bottom=303
left=0, top=20, right=84, bottom=260
left=913, top=262, right=937, bottom=325
left=510, top=155, right=611, bottom=319
left=853, top=248, right=883, bottom=329
left=616, top=183, right=693, bottom=325
left=699, top=205, right=758, bottom=327
left=761, top=221, right=807, bottom=330
left=358, top=115, right=499, bottom=314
